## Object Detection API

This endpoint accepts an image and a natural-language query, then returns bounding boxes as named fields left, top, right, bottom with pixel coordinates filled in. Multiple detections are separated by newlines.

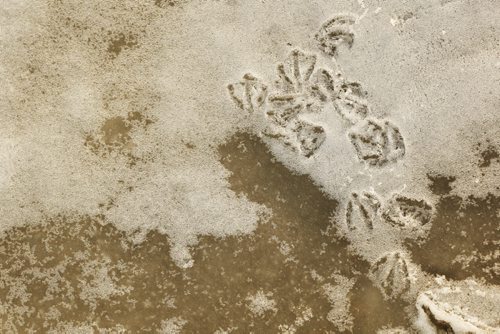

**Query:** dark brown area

left=478, top=143, right=499, bottom=168
left=84, top=111, right=154, bottom=165
left=405, top=176, right=500, bottom=284
left=426, top=173, right=456, bottom=195
left=217, top=132, right=411, bottom=332
left=0, top=133, right=411, bottom=333
left=107, top=33, right=139, bottom=58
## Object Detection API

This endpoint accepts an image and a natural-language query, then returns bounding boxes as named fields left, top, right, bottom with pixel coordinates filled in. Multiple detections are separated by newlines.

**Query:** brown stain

left=426, top=173, right=456, bottom=195
left=478, top=144, right=499, bottom=168
left=0, top=133, right=411, bottom=333
left=84, top=111, right=154, bottom=165
left=100, top=116, right=133, bottom=146
left=0, top=216, right=181, bottom=332
left=107, top=33, right=139, bottom=58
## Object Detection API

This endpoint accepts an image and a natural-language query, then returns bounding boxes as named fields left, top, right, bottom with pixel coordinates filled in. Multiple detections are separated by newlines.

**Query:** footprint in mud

left=264, top=50, right=344, bottom=157
left=269, top=68, right=339, bottom=117
left=348, top=118, right=406, bottom=166
left=272, top=49, right=335, bottom=115
left=274, top=49, right=317, bottom=94
left=292, top=120, right=326, bottom=157
left=227, top=73, right=268, bottom=114
left=308, top=67, right=340, bottom=104
left=370, top=251, right=411, bottom=300
left=315, top=14, right=356, bottom=56
left=343, top=190, right=434, bottom=241
left=345, top=191, right=382, bottom=231
left=227, top=17, right=408, bottom=165
left=262, top=118, right=326, bottom=158
left=265, top=94, right=303, bottom=127
left=227, top=50, right=332, bottom=159
left=334, top=81, right=370, bottom=124
left=382, top=194, right=434, bottom=230
left=226, top=42, right=406, bottom=164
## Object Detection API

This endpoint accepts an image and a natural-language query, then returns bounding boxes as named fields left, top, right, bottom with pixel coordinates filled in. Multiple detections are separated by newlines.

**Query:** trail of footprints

left=345, top=191, right=434, bottom=232
left=344, top=190, right=434, bottom=299
left=227, top=15, right=405, bottom=165
left=226, top=15, right=435, bottom=304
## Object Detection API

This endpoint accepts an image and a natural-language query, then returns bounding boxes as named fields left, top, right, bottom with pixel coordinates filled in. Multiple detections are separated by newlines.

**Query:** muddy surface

left=1, top=0, right=498, bottom=332
left=0, top=133, right=412, bottom=333
left=1, top=133, right=497, bottom=332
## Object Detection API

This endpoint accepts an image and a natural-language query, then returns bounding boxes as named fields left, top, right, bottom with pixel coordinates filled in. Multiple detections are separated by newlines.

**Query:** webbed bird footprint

left=345, top=191, right=382, bottom=231
left=275, top=49, right=317, bottom=94
left=262, top=119, right=326, bottom=158
left=382, top=194, right=434, bottom=230
left=227, top=73, right=268, bottom=113
left=334, top=81, right=370, bottom=124
left=265, top=95, right=303, bottom=128
left=261, top=49, right=335, bottom=158
left=349, top=118, right=405, bottom=166
left=370, top=251, right=411, bottom=300
left=316, top=14, right=356, bottom=56
left=272, top=49, right=328, bottom=114
left=292, top=120, right=326, bottom=158
left=308, top=68, right=339, bottom=104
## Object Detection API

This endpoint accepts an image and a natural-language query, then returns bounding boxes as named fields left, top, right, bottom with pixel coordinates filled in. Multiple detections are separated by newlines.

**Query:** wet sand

left=0, top=133, right=497, bottom=332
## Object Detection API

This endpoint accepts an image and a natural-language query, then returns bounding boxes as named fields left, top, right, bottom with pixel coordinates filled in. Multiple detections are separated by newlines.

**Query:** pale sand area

left=0, top=0, right=499, bottom=332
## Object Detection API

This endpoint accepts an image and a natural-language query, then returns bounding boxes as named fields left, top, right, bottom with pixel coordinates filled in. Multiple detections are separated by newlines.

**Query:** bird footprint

left=315, top=14, right=356, bottom=56
left=227, top=73, right=268, bottom=114
left=370, top=251, right=411, bottom=299
left=348, top=119, right=406, bottom=166
left=345, top=191, right=382, bottom=231
left=382, top=194, right=434, bottom=229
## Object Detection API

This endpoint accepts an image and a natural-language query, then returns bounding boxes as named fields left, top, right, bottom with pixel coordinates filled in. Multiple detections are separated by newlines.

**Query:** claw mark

left=315, top=14, right=356, bottom=56
left=345, top=191, right=381, bottom=231
left=370, top=252, right=411, bottom=299
left=227, top=73, right=268, bottom=113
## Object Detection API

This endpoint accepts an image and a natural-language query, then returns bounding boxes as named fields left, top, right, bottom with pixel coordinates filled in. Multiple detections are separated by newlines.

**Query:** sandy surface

left=0, top=0, right=499, bottom=332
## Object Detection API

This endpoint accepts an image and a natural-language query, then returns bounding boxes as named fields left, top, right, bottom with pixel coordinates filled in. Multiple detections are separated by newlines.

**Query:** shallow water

left=0, top=133, right=497, bottom=332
